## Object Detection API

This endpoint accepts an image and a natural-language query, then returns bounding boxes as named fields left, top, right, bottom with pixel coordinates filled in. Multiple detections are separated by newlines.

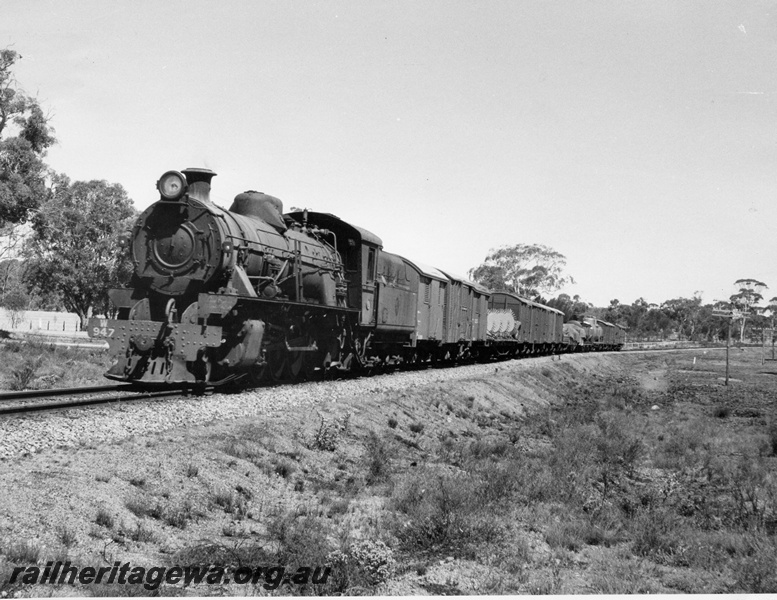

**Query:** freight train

left=88, top=168, right=625, bottom=386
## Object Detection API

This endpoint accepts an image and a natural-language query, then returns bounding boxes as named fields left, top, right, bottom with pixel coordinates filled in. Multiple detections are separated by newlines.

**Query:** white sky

left=4, top=0, right=777, bottom=306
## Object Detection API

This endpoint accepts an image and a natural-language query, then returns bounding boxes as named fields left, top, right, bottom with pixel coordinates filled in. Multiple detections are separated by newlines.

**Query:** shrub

left=654, top=419, right=711, bottom=470
left=363, top=430, right=394, bottom=485
left=95, top=508, right=114, bottom=529
left=273, top=458, right=296, bottom=479
left=408, top=422, right=425, bottom=434
left=125, top=498, right=150, bottom=518
left=767, top=420, right=777, bottom=457
left=545, top=512, right=622, bottom=552
left=465, top=437, right=513, bottom=461
left=545, top=518, right=585, bottom=552
left=4, top=540, right=41, bottom=563
left=726, top=454, right=776, bottom=532
left=730, top=534, right=777, bottom=592
left=713, top=405, right=731, bottom=419
left=387, top=417, right=398, bottom=429
left=58, top=527, right=77, bottom=548
left=129, top=522, right=156, bottom=544
left=325, top=498, right=350, bottom=517
left=327, top=539, right=396, bottom=590
left=311, top=414, right=350, bottom=451
left=267, top=511, right=335, bottom=571
left=391, top=468, right=502, bottom=551
left=164, top=499, right=196, bottom=529
left=213, top=490, right=247, bottom=517
left=8, top=358, right=42, bottom=391
left=460, top=455, right=520, bottom=504
left=631, top=506, right=683, bottom=561
left=223, top=438, right=263, bottom=462
left=588, top=555, right=664, bottom=594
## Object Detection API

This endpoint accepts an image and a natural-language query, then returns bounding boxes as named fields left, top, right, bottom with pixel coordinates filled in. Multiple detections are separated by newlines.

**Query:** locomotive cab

left=286, top=210, right=382, bottom=321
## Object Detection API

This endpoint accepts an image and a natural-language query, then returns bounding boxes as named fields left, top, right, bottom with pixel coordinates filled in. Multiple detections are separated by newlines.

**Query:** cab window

left=366, top=248, right=376, bottom=283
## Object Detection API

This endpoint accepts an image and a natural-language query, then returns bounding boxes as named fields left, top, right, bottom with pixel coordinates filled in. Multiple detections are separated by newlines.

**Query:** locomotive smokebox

left=182, top=168, right=217, bottom=204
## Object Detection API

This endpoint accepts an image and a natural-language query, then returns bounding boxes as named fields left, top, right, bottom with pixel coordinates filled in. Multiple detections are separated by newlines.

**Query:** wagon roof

left=402, top=258, right=448, bottom=281
left=490, top=291, right=563, bottom=315
left=438, top=269, right=490, bottom=294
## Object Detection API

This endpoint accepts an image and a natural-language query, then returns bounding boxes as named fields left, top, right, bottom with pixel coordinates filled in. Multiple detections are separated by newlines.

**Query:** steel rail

left=0, top=389, right=191, bottom=417
left=0, top=384, right=137, bottom=402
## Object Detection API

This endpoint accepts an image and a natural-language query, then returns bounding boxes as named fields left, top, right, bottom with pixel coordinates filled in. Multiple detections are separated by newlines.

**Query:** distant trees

left=581, top=295, right=727, bottom=342
left=729, top=279, right=767, bottom=343
left=545, top=293, right=591, bottom=321
left=2, top=286, right=28, bottom=328
left=661, top=295, right=703, bottom=340
left=469, top=244, right=574, bottom=300
left=23, top=177, right=136, bottom=328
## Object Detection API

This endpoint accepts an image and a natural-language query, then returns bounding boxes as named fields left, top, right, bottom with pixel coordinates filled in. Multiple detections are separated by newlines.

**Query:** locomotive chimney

left=182, top=168, right=217, bottom=204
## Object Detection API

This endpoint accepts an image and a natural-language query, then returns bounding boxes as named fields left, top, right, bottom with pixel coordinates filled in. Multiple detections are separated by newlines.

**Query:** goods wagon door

left=472, top=291, right=484, bottom=341
left=461, top=285, right=473, bottom=339
left=550, top=307, right=564, bottom=346
left=440, top=282, right=448, bottom=339
left=445, top=280, right=462, bottom=343
left=520, top=297, right=531, bottom=343
left=405, top=260, right=447, bottom=342
left=416, top=276, right=433, bottom=340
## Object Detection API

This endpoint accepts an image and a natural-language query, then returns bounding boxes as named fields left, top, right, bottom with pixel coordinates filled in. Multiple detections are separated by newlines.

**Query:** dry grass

left=2, top=349, right=777, bottom=595
left=0, top=340, right=111, bottom=390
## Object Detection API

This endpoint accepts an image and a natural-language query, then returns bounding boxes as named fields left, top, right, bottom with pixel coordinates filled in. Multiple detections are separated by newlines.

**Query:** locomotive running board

left=198, top=292, right=360, bottom=317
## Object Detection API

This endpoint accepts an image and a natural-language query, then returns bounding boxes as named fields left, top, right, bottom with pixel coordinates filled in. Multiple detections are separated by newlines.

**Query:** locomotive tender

left=88, top=168, right=624, bottom=386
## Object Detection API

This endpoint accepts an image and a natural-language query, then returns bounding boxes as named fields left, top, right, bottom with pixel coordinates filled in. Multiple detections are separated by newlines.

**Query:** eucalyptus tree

left=0, top=48, right=56, bottom=227
left=468, top=243, right=574, bottom=300
left=730, top=278, right=768, bottom=343
left=24, top=176, right=136, bottom=328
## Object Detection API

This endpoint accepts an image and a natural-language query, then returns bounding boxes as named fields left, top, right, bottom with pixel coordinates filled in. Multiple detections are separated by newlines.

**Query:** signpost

left=712, top=309, right=734, bottom=385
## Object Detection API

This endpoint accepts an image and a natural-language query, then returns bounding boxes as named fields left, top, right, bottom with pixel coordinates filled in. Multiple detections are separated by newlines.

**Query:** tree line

left=0, top=48, right=135, bottom=328
left=469, top=246, right=773, bottom=344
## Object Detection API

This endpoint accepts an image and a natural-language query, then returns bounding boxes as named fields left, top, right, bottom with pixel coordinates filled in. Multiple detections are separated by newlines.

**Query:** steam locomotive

left=88, top=168, right=625, bottom=386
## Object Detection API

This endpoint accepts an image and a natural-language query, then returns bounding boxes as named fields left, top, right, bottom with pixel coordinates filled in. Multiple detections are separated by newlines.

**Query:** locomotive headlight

left=156, top=170, right=187, bottom=201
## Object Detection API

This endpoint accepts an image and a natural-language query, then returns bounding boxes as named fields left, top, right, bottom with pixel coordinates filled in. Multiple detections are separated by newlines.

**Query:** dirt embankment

left=1, top=348, right=776, bottom=595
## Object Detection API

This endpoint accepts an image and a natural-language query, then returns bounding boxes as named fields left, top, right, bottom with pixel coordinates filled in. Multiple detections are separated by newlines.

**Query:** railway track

left=0, top=346, right=715, bottom=418
left=0, top=384, right=206, bottom=417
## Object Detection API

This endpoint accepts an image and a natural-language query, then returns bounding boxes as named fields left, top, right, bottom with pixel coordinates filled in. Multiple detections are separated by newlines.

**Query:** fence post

left=725, top=320, right=730, bottom=386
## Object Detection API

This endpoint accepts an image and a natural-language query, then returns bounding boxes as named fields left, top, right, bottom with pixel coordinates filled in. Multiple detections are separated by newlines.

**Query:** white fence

left=0, top=308, right=81, bottom=334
